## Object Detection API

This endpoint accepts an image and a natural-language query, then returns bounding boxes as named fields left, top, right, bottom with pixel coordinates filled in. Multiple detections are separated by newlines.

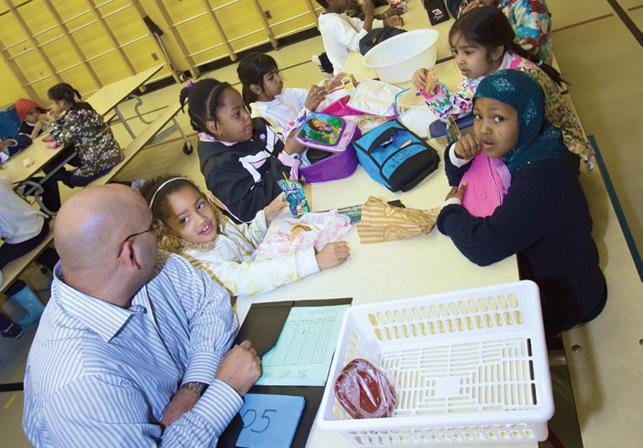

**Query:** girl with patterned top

left=449, top=0, right=552, bottom=64
left=141, top=175, right=349, bottom=299
left=412, top=6, right=592, bottom=167
left=44, top=83, right=123, bottom=187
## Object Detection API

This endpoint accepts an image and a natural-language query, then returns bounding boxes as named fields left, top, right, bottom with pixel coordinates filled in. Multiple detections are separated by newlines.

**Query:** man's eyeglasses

left=117, top=222, right=158, bottom=257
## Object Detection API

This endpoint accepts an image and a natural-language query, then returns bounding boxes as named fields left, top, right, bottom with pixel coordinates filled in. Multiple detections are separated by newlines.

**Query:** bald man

left=23, top=185, right=261, bottom=447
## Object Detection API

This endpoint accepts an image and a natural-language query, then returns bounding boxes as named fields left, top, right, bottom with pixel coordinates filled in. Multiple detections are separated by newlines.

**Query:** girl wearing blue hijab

left=438, top=70, right=606, bottom=339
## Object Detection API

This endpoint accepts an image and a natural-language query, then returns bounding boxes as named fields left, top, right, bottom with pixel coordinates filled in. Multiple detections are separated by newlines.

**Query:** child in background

left=16, top=98, right=48, bottom=140
left=179, top=79, right=306, bottom=223
left=237, top=53, right=327, bottom=137
left=1, top=175, right=59, bottom=337
left=453, top=0, right=552, bottom=64
left=45, top=83, right=123, bottom=187
left=316, top=0, right=403, bottom=74
left=141, top=175, right=350, bottom=298
left=413, top=6, right=591, bottom=167
left=438, top=70, right=606, bottom=339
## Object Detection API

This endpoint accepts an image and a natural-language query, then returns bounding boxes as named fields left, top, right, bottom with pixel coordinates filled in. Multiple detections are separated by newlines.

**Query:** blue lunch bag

left=353, top=120, right=440, bottom=192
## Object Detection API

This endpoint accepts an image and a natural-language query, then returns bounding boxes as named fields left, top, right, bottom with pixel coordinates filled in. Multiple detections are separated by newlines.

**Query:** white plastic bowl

left=363, top=29, right=440, bottom=84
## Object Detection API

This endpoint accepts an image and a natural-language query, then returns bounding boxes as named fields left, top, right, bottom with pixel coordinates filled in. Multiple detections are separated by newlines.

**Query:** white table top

left=1, top=65, right=164, bottom=183
left=87, top=65, right=163, bottom=116
left=343, top=0, right=454, bottom=82
left=237, top=154, right=523, bottom=448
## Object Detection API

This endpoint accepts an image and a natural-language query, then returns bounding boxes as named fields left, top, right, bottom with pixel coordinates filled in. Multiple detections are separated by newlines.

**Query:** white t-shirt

left=250, top=88, right=309, bottom=136
left=0, top=176, right=45, bottom=244
left=318, top=12, right=383, bottom=74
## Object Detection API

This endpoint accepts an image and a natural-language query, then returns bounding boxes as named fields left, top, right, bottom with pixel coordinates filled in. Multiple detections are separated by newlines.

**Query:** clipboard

left=219, top=298, right=353, bottom=448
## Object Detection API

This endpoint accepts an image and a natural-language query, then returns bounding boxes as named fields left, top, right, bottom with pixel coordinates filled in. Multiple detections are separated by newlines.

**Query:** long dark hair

left=236, top=53, right=279, bottom=107
left=178, top=79, right=233, bottom=135
left=449, top=6, right=564, bottom=86
left=47, top=83, right=94, bottom=112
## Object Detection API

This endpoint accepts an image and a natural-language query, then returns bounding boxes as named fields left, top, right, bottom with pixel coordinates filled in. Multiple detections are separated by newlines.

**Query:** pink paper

left=461, top=153, right=511, bottom=217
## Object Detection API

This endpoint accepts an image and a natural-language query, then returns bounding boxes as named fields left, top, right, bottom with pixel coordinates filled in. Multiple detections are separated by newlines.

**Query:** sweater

left=49, top=105, right=123, bottom=177
left=438, top=155, right=606, bottom=336
left=198, top=118, right=300, bottom=223
left=182, top=211, right=319, bottom=297
left=0, top=176, right=45, bottom=244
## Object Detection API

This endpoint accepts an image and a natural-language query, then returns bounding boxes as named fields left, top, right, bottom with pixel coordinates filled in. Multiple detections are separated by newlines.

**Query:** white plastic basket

left=318, top=281, right=554, bottom=446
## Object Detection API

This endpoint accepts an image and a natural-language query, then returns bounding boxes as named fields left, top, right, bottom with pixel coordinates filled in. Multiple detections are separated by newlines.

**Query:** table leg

left=114, top=105, right=136, bottom=139
left=172, top=116, right=193, bottom=155
left=14, top=150, right=77, bottom=216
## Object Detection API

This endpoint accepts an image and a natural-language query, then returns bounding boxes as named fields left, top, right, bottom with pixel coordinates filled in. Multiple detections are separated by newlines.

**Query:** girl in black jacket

left=180, top=79, right=305, bottom=223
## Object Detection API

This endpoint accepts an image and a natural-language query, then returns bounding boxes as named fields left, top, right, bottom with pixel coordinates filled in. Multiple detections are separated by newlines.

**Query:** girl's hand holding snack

left=305, top=85, right=327, bottom=112
left=316, top=241, right=350, bottom=270
left=454, top=134, right=482, bottom=160
left=412, top=68, right=438, bottom=94
left=264, top=193, right=287, bottom=224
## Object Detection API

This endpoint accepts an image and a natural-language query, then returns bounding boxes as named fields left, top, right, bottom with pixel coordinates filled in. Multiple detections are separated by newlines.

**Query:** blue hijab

left=474, top=70, right=567, bottom=174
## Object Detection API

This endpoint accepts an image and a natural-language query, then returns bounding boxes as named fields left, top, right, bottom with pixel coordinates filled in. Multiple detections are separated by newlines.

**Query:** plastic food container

left=363, top=29, right=440, bottom=84
left=318, top=280, right=554, bottom=446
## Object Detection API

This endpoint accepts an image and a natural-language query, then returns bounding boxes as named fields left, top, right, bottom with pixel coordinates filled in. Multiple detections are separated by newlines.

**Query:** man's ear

left=119, top=240, right=141, bottom=271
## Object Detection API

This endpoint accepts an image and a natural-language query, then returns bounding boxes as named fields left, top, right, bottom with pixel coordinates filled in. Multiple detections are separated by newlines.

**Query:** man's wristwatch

left=180, top=382, right=208, bottom=397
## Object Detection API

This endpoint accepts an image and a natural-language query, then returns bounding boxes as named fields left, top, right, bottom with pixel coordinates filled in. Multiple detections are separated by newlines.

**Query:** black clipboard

left=219, top=298, right=353, bottom=448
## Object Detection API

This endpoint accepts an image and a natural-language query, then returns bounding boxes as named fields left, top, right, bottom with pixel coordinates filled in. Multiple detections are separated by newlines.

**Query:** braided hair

left=449, top=6, right=564, bottom=86
left=179, top=79, right=233, bottom=136
left=47, top=83, right=94, bottom=112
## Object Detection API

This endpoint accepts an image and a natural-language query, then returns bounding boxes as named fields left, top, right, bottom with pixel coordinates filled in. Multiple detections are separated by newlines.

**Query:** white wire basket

left=318, top=281, right=554, bottom=446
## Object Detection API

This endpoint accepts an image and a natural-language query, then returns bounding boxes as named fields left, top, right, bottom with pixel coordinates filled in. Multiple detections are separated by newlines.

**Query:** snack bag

left=277, top=178, right=309, bottom=217
left=334, top=358, right=397, bottom=419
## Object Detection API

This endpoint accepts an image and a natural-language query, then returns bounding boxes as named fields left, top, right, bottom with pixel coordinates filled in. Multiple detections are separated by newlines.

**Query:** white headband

left=149, top=177, right=189, bottom=210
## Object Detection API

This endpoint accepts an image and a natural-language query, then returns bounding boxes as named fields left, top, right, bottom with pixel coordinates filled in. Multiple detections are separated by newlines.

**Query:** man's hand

left=215, top=340, right=262, bottom=396
left=454, top=134, right=482, bottom=160
left=160, top=387, right=200, bottom=430
left=445, top=183, right=467, bottom=202
left=316, top=241, right=350, bottom=270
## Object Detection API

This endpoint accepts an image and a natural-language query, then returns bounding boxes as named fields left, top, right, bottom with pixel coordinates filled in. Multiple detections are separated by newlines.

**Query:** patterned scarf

left=474, top=69, right=567, bottom=174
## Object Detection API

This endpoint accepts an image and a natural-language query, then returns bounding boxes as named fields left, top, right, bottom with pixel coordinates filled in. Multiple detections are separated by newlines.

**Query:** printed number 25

left=241, top=409, right=277, bottom=433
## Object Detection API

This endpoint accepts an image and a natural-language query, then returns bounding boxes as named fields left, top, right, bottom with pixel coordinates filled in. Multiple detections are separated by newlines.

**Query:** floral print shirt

left=498, top=0, right=553, bottom=64
left=425, top=51, right=593, bottom=160
left=49, top=105, right=123, bottom=177
left=455, top=0, right=552, bottom=64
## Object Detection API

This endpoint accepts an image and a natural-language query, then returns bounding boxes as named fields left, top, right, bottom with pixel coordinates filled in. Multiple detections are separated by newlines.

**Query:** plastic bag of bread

left=334, top=358, right=397, bottom=419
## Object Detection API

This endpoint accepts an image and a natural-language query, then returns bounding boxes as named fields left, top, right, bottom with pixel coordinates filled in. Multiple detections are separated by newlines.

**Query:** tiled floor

left=2, top=3, right=641, bottom=446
